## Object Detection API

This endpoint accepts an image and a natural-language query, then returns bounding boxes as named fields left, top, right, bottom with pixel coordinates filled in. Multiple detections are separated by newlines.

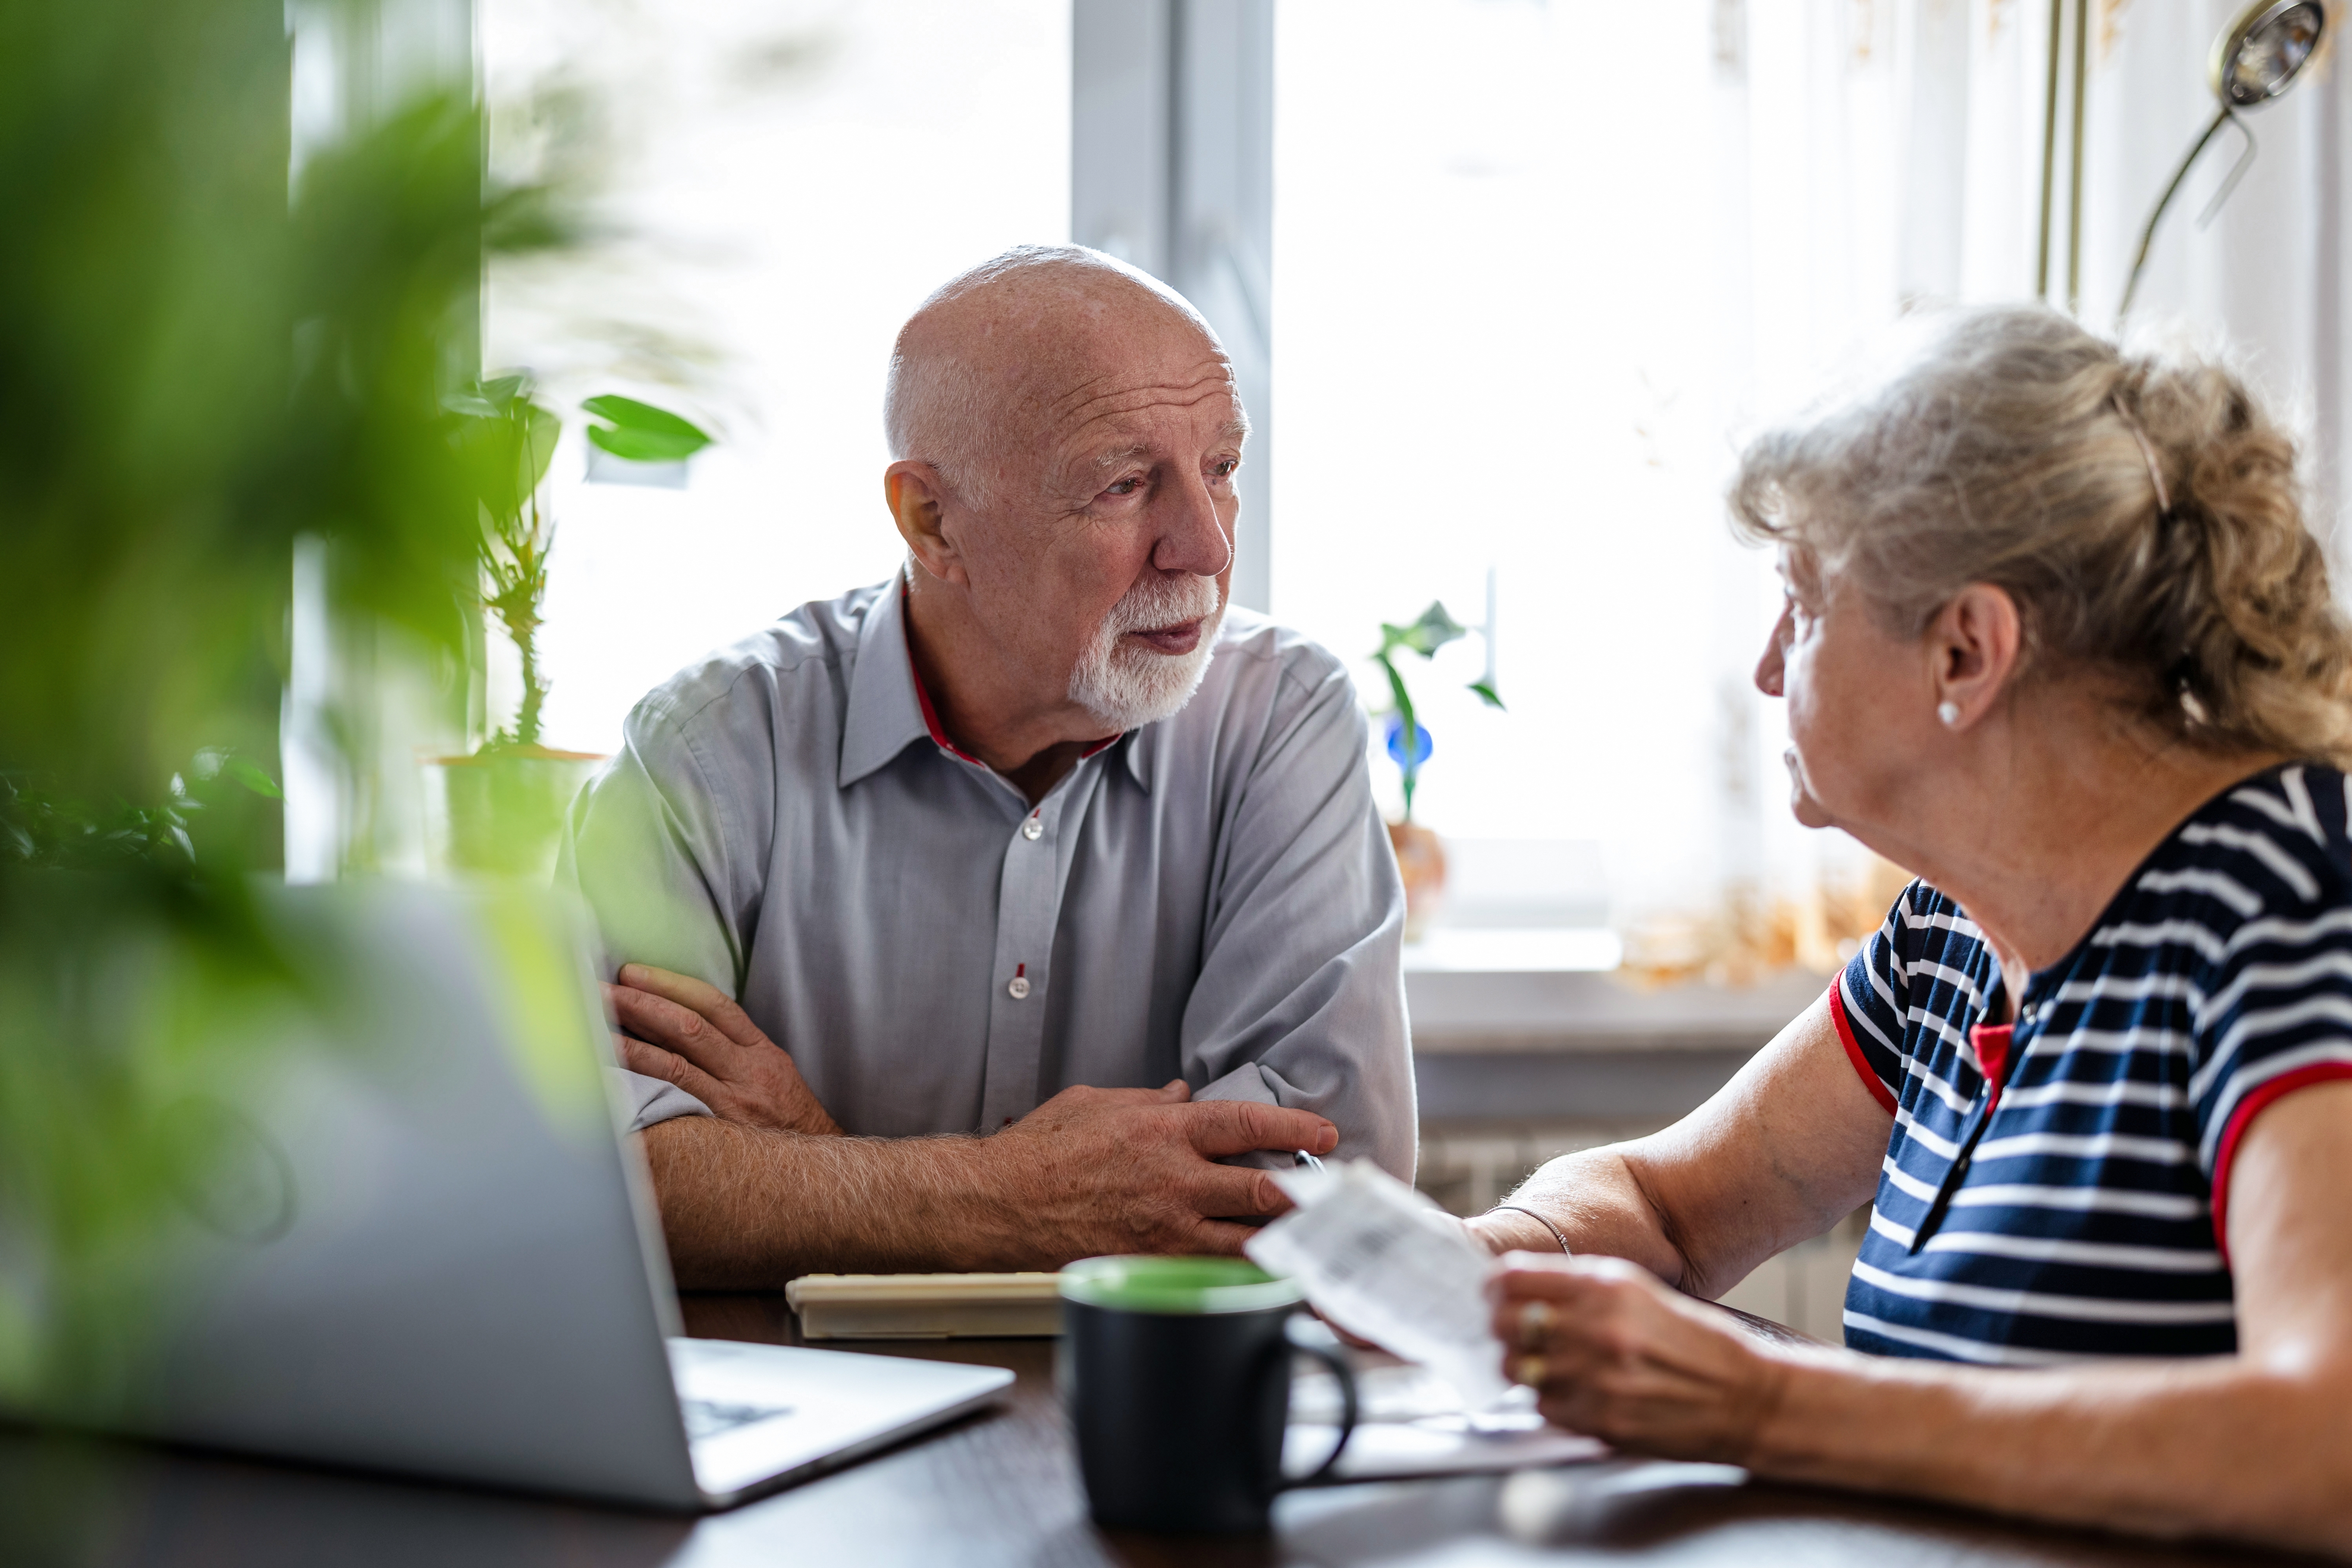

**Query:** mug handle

left=1278, top=1314, right=1358, bottom=1486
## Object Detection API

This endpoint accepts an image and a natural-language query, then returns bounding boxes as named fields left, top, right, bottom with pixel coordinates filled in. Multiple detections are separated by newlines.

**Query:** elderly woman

left=1470, top=306, right=2352, bottom=1556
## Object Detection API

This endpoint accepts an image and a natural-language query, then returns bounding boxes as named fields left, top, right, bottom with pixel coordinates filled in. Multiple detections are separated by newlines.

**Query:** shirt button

left=1022, top=815, right=1043, bottom=841
left=1008, top=976, right=1031, bottom=999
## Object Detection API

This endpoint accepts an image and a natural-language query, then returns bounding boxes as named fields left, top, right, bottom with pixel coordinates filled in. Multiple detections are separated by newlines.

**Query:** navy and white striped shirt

left=1833, top=763, right=2352, bottom=1364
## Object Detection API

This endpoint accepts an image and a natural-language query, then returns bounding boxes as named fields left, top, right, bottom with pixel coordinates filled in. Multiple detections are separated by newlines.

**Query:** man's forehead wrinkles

left=1046, top=365, right=1233, bottom=423
left=1058, top=393, right=1246, bottom=470
left=1053, top=385, right=1239, bottom=446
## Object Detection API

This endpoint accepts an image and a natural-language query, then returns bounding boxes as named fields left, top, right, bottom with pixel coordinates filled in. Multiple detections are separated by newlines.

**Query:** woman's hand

left=1490, top=1252, right=1794, bottom=1466
left=606, top=963, right=845, bottom=1137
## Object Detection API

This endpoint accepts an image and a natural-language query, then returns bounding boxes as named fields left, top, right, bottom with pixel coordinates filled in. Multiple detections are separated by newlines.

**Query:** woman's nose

left=1754, top=612, right=1789, bottom=697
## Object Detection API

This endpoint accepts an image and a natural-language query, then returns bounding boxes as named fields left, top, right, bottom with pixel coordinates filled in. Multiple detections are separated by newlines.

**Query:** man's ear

left=1929, top=583, right=2023, bottom=730
left=884, top=461, right=966, bottom=586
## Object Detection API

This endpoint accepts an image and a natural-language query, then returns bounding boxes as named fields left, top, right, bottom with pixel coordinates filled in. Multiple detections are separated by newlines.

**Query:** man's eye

left=1105, top=478, right=1143, bottom=497
left=1210, top=459, right=1238, bottom=479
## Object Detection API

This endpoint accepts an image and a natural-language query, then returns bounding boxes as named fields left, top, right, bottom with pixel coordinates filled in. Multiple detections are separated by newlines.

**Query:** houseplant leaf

left=516, top=401, right=561, bottom=495
left=1394, top=601, right=1466, bottom=657
left=582, top=394, right=711, bottom=463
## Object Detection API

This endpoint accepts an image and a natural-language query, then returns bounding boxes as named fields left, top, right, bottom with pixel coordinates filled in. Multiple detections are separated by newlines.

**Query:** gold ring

left=1516, top=1298, right=1555, bottom=1352
left=1514, top=1353, right=1548, bottom=1387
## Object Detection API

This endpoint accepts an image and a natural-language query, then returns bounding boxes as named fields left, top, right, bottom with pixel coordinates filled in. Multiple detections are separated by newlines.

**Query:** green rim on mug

left=1058, top=1256, right=1303, bottom=1315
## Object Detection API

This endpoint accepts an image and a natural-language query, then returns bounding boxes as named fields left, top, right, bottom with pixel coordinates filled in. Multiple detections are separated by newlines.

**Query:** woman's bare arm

left=1467, top=993, right=1892, bottom=1296
left=1492, top=1081, right=2352, bottom=1556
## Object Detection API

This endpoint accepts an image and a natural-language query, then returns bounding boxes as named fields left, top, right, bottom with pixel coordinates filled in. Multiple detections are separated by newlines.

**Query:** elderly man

left=564, top=246, right=1412, bottom=1285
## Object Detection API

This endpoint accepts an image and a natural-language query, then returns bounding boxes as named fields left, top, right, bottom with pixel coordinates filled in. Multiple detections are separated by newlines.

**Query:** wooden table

left=0, top=1292, right=2312, bottom=1567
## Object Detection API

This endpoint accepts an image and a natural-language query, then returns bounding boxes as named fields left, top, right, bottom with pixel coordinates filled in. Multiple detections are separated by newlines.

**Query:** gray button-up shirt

left=561, top=578, right=1416, bottom=1178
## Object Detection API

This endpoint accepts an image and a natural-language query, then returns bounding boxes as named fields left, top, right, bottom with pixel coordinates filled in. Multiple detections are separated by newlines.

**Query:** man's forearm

left=639, top=1082, right=1332, bottom=1285
left=640, top=1116, right=1014, bottom=1285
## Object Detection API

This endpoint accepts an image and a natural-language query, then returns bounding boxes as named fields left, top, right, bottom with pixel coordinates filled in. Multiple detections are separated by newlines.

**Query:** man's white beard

left=1067, top=573, right=1225, bottom=731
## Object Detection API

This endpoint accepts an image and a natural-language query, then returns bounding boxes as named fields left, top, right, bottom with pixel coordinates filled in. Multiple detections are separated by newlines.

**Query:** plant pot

left=422, top=746, right=606, bottom=882
left=1386, top=820, right=1446, bottom=942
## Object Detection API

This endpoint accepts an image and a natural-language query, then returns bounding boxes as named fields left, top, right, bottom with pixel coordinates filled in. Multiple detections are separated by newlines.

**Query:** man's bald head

left=883, top=245, right=1238, bottom=508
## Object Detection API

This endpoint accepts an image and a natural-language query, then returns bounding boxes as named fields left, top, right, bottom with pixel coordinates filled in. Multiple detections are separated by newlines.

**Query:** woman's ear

left=1929, top=584, right=2023, bottom=730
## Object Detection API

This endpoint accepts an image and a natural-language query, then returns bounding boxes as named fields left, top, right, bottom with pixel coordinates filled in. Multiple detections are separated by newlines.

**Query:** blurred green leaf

left=0, top=0, right=582, bottom=1399
left=583, top=394, right=711, bottom=463
left=220, top=755, right=282, bottom=799
left=519, top=403, right=561, bottom=495
left=1468, top=679, right=1505, bottom=711
left=1379, top=603, right=1466, bottom=660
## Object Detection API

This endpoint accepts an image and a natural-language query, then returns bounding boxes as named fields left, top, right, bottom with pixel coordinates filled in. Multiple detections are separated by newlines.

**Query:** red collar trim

left=900, top=583, right=1123, bottom=766
left=1969, top=1023, right=2015, bottom=1112
left=900, top=581, right=986, bottom=764
left=907, top=651, right=986, bottom=766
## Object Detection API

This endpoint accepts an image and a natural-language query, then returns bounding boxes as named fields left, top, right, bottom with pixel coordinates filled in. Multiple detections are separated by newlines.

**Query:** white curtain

left=1716, top=0, right=2350, bottom=907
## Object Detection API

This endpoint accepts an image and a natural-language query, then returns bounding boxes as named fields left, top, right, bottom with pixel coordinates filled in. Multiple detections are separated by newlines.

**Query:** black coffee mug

left=1059, top=1256, right=1358, bottom=1534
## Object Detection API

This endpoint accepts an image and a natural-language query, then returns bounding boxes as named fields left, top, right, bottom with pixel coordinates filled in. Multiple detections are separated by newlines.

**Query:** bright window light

left=483, top=0, right=1071, bottom=759
left=1272, top=0, right=1971, bottom=927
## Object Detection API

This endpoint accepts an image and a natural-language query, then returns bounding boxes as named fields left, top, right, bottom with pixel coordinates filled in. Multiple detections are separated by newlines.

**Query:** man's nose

left=1150, top=468, right=1232, bottom=579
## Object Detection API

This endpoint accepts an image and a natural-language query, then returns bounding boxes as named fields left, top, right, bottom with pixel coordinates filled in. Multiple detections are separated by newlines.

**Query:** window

left=1272, top=0, right=1862, bottom=928
left=483, top=0, right=1072, bottom=755
left=1269, top=0, right=2347, bottom=940
left=483, top=0, right=2347, bottom=949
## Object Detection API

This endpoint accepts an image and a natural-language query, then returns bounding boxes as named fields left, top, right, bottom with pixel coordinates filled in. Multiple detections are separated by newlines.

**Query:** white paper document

left=1245, top=1159, right=1515, bottom=1410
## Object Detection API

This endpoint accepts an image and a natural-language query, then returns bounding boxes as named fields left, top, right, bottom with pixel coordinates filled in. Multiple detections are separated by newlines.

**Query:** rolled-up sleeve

left=557, top=701, right=750, bottom=1133
left=1181, top=657, right=1415, bottom=1181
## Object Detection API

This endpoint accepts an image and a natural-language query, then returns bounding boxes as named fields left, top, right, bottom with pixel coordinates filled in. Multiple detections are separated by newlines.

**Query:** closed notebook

left=785, top=1273, right=1064, bottom=1340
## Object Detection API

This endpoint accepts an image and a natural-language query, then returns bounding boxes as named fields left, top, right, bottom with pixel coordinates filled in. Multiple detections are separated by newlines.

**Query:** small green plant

left=447, top=379, right=711, bottom=749
left=1371, top=603, right=1503, bottom=822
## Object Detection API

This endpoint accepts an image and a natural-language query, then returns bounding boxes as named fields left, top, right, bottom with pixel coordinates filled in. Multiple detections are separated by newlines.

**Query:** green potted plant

left=0, top=0, right=570, bottom=1419
left=425, top=378, right=711, bottom=879
left=1370, top=602, right=1502, bottom=938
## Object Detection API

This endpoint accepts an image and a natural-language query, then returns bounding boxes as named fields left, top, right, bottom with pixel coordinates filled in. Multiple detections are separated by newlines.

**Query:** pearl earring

left=1937, top=701, right=1961, bottom=727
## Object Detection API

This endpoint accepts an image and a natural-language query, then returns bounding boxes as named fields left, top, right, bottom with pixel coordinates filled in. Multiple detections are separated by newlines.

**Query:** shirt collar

left=837, top=573, right=1143, bottom=790
left=837, top=574, right=934, bottom=788
left=1118, top=719, right=1152, bottom=792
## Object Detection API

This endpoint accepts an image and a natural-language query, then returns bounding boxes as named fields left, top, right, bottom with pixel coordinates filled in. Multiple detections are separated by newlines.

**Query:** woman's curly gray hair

left=1728, top=305, right=2352, bottom=767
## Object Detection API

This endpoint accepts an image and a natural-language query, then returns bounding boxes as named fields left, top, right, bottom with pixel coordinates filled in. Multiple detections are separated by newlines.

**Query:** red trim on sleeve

left=2210, top=1062, right=2352, bottom=1263
left=1829, top=982, right=1900, bottom=1116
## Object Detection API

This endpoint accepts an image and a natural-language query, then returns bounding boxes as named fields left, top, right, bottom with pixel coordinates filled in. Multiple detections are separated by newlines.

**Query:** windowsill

left=1402, top=928, right=1827, bottom=1056
left=1402, top=927, right=1623, bottom=973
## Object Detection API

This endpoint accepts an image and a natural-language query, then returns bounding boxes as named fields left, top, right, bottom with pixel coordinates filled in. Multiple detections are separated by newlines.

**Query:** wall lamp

left=2117, top=0, right=2325, bottom=324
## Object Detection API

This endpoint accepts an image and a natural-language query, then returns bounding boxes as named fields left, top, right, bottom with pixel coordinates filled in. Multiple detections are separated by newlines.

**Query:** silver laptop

left=0, top=882, right=1011, bottom=1509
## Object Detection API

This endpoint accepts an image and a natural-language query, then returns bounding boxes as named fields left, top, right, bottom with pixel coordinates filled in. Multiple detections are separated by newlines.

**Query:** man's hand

left=975, top=1080, right=1338, bottom=1263
left=606, top=964, right=844, bottom=1136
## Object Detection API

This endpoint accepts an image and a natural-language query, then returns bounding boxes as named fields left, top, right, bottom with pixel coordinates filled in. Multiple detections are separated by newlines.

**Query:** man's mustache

left=1101, top=574, right=1221, bottom=641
